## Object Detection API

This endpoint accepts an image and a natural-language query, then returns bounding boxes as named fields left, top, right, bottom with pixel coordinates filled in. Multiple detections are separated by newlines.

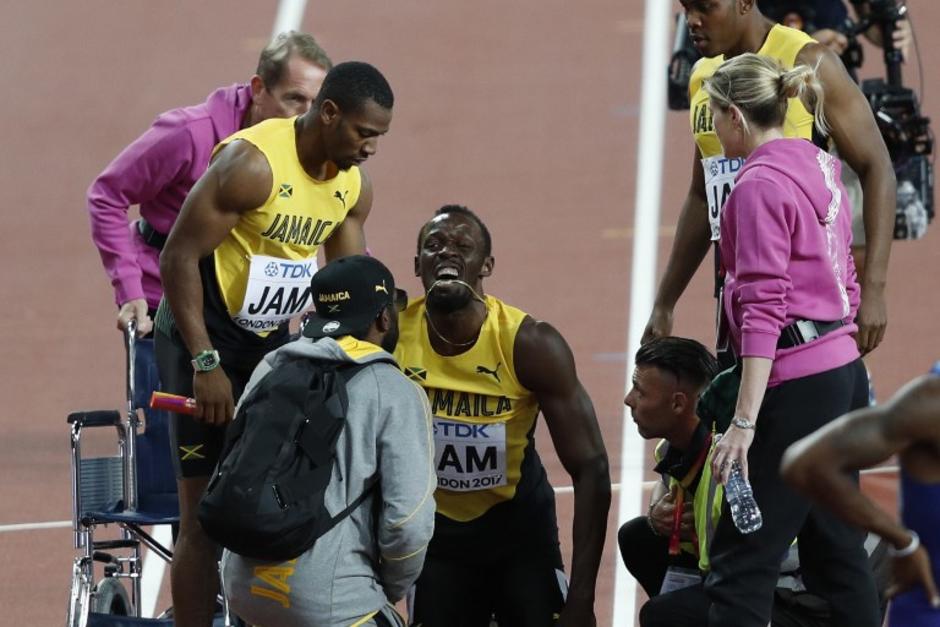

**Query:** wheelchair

left=66, top=322, right=240, bottom=627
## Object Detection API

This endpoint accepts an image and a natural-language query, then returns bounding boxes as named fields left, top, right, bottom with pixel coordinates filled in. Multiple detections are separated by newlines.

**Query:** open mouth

left=435, top=266, right=460, bottom=281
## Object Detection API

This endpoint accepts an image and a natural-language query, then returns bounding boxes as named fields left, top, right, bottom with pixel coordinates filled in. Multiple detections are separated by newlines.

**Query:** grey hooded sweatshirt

left=221, top=335, right=435, bottom=627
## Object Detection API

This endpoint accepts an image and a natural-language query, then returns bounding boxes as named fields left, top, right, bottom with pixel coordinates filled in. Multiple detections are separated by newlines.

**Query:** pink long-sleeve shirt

left=720, top=138, right=861, bottom=387
left=87, top=84, right=252, bottom=309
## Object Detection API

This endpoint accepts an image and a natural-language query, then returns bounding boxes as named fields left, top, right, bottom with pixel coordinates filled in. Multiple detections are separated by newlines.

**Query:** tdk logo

left=711, top=157, right=744, bottom=176
left=434, top=420, right=492, bottom=438
left=268, top=261, right=315, bottom=280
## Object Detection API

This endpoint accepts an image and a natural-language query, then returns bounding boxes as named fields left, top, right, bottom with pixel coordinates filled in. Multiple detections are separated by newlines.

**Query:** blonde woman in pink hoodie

left=701, top=54, right=881, bottom=627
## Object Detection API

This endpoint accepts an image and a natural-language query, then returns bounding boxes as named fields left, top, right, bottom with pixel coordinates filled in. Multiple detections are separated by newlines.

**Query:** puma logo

left=333, top=190, right=348, bottom=210
left=375, top=280, right=388, bottom=295
left=475, top=362, right=502, bottom=383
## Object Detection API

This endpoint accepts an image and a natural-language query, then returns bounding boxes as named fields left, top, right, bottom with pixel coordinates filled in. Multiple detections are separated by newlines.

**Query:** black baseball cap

left=302, top=255, right=407, bottom=339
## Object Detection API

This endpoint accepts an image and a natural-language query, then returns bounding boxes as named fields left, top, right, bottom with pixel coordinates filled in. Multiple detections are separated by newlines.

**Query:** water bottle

left=724, top=460, right=762, bottom=534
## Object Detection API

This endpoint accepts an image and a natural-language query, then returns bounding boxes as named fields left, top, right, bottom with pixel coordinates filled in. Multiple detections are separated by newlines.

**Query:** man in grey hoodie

left=221, top=255, right=436, bottom=627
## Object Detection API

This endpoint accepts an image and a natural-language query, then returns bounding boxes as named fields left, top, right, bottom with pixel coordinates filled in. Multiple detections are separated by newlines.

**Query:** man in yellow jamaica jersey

left=156, top=61, right=393, bottom=627
left=643, top=0, right=895, bottom=358
left=395, top=206, right=612, bottom=627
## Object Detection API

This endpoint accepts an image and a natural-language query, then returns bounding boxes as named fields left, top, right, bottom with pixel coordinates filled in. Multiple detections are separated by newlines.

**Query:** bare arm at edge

left=782, top=376, right=940, bottom=604
left=782, top=375, right=940, bottom=549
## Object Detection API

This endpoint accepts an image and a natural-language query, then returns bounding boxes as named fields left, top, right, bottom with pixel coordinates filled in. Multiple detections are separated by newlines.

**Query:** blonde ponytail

left=780, top=61, right=828, bottom=136
left=704, top=53, right=828, bottom=136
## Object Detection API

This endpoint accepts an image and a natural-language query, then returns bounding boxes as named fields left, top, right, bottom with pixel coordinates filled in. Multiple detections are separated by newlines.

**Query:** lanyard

left=668, top=433, right=713, bottom=556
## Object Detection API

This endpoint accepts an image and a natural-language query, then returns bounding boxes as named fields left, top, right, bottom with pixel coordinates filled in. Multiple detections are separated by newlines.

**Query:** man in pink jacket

left=87, top=31, right=331, bottom=337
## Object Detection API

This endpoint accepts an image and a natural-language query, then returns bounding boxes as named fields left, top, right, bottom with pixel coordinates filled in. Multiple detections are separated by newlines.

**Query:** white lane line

left=0, top=465, right=901, bottom=533
left=140, top=524, right=174, bottom=618
left=612, top=0, right=671, bottom=626
left=0, top=520, right=71, bottom=533
left=271, top=0, right=309, bottom=39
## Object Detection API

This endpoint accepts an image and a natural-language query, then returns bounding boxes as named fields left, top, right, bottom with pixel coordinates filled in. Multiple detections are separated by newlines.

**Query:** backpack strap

left=273, top=358, right=391, bottom=509
left=313, top=357, right=393, bottom=532
left=320, top=473, right=381, bottom=536
left=290, top=361, right=371, bottom=469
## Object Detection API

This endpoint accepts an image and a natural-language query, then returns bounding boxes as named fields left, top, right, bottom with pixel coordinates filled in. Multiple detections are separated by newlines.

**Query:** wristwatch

left=731, top=416, right=756, bottom=430
left=191, top=349, right=221, bottom=373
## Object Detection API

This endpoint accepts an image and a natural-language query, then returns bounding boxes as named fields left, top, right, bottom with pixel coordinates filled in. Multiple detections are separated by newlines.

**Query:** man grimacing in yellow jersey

left=157, top=62, right=393, bottom=627
left=643, top=0, right=895, bottom=356
left=395, top=206, right=611, bottom=627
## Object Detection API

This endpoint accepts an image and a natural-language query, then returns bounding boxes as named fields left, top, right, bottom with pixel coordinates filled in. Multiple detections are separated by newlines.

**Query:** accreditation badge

left=660, top=566, right=702, bottom=595
left=233, top=254, right=317, bottom=334
left=433, top=417, right=507, bottom=492
left=702, top=155, right=745, bottom=241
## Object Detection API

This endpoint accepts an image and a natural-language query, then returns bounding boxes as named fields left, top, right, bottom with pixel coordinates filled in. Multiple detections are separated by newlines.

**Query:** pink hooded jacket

left=87, top=84, right=252, bottom=309
left=720, top=138, right=861, bottom=387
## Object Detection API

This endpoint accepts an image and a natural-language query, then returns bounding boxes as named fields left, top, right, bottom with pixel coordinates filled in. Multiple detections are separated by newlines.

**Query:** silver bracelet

left=731, top=416, right=755, bottom=430
left=889, top=530, right=921, bottom=558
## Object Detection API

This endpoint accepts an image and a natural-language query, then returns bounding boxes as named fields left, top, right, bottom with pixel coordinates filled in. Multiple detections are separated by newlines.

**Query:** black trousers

left=411, top=549, right=565, bottom=627
left=705, top=359, right=880, bottom=627
left=618, top=515, right=699, bottom=598
left=639, top=582, right=838, bottom=627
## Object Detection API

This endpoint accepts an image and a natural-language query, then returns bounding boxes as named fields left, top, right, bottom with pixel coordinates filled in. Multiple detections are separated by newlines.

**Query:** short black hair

left=314, top=61, right=393, bottom=113
left=635, top=337, right=719, bottom=393
left=416, top=204, right=492, bottom=256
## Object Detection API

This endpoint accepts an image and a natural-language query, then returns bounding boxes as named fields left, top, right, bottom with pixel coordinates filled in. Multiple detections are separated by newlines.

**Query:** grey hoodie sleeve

left=375, top=373, right=437, bottom=601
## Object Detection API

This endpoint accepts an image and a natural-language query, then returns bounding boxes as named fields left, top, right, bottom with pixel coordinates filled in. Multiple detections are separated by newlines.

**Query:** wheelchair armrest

left=67, top=410, right=122, bottom=427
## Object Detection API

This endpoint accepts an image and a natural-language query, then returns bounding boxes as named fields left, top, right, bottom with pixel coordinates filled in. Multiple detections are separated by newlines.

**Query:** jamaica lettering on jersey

left=394, top=295, right=549, bottom=524
left=206, top=116, right=361, bottom=341
left=689, top=24, right=816, bottom=240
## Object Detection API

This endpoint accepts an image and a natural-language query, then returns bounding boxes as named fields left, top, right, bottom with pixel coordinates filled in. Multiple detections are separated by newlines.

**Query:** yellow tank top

left=394, top=295, right=540, bottom=522
left=210, top=117, right=361, bottom=336
left=688, top=24, right=816, bottom=240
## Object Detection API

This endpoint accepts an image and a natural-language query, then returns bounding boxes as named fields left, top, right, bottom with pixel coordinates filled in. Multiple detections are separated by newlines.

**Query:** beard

left=380, top=324, right=400, bottom=353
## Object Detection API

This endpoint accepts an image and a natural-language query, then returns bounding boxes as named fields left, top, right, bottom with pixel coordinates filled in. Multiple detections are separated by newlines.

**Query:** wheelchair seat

left=67, top=325, right=242, bottom=627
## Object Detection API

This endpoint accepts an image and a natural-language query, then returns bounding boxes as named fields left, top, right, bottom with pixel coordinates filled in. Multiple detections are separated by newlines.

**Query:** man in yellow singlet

left=395, top=206, right=611, bottom=627
left=156, top=61, right=394, bottom=627
left=643, top=0, right=896, bottom=357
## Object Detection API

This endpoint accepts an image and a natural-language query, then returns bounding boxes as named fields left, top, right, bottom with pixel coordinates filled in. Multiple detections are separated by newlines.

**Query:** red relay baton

left=150, top=391, right=198, bottom=415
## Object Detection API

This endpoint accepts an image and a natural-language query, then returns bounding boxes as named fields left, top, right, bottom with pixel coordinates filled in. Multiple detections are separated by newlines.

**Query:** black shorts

left=411, top=540, right=565, bottom=627
left=154, top=328, right=284, bottom=478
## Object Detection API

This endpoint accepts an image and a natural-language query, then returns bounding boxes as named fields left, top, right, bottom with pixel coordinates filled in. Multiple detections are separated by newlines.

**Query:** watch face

left=194, top=351, right=220, bottom=371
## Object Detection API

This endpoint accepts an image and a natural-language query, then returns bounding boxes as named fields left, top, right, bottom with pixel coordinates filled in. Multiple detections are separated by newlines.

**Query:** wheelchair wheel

left=92, top=578, right=131, bottom=615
